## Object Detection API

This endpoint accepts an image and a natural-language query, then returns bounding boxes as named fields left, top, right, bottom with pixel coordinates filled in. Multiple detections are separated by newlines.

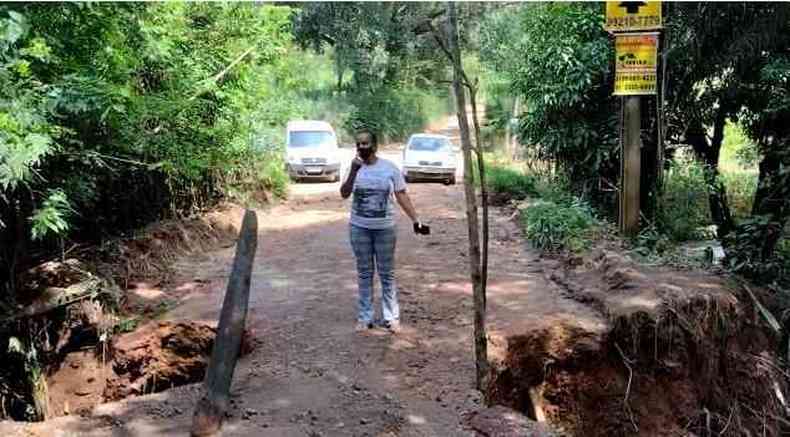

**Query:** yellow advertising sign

left=614, top=33, right=658, bottom=95
left=606, top=1, right=662, bottom=32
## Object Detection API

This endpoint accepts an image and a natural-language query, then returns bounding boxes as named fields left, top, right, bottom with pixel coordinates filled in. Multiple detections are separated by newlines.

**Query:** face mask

left=357, top=147, right=373, bottom=161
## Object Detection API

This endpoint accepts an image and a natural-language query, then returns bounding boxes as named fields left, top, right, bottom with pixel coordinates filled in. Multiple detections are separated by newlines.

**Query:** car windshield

left=409, top=137, right=448, bottom=151
left=289, top=131, right=334, bottom=148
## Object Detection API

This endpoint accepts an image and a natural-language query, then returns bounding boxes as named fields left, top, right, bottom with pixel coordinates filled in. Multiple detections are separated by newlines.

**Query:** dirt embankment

left=1, top=204, right=247, bottom=421
left=488, top=248, right=788, bottom=436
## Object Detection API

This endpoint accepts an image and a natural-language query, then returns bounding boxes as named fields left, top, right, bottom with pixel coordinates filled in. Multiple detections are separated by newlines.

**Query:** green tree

left=480, top=3, right=618, bottom=205
left=1, top=3, right=300, bottom=302
left=663, top=2, right=790, bottom=279
left=292, top=2, right=452, bottom=140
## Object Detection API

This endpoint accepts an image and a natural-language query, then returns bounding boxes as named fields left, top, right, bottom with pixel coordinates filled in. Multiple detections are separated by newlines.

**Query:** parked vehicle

left=285, top=120, right=343, bottom=182
left=401, top=133, right=458, bottom=185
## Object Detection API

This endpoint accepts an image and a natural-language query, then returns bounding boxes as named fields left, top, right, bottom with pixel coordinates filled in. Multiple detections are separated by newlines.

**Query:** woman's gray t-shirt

left=350, top=158, right=407, bottom=229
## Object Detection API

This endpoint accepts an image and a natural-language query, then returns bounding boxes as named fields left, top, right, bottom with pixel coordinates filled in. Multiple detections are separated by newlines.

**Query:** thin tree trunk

left=684, top=111, right=735, bottom=240
left=447, top=2, right=488, bottom=391
left=468, top=85, right=489, bottom=297
left=706, top=110, right=735, bottom=239
left=509, top=96, right=521, bottom=161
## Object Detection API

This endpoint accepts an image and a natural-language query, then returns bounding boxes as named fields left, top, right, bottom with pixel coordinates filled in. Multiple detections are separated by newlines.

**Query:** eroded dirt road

left=2, top=120, right=603, bottom=436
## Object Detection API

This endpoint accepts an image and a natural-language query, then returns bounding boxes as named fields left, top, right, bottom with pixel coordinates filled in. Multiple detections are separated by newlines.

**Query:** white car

left=285, top=120, right=343, bottom=182
left=402, top=134, right=458, bottom=185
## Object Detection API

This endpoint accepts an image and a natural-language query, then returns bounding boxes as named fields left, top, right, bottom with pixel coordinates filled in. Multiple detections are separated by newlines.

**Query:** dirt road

left=2, top=119, right=603, bottom=436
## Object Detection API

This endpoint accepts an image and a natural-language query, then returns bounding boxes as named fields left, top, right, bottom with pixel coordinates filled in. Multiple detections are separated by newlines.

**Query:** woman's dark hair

left=356, top=129, right=378, bottom=147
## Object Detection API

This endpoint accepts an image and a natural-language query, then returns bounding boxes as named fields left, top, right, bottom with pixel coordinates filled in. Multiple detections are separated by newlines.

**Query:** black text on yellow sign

left=606, top=1, right=662, bottom=32
left=614, top=33, right=658, bottom=96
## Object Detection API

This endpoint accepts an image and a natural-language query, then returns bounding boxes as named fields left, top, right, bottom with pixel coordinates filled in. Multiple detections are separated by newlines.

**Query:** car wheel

left=333, top=173, right=340, bottom=183
left=446, top=175, right=456, bottom=185
left=405, top=175, right=412, bottom=184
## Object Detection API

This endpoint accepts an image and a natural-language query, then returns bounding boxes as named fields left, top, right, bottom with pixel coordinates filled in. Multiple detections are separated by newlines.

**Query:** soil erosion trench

left=2, top=116, right=786, bottom=436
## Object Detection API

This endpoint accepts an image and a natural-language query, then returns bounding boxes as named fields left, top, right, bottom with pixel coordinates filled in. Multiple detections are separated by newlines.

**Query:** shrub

left=345, top=87, right=447, bottom=142
left=534, top=173, right=576, bottom=206
left=520, top=198, right=597, bottom=252
left=720, top=170, right=758, bottom=219
left=721, top=121, right=761, bottom=169
left=487, top=166, right=537, bottom=201
left=659, top=154, right=711, bottom=241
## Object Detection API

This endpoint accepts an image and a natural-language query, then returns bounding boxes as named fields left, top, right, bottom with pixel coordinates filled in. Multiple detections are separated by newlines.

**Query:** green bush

left=520, top=199, right=597, bottom=252
left=721, top=121, right=761, bottom=169
left=534, top=173, right=576, bottom=206
left=720, top=170, right=758, bottom=219
left=487, top=165, right=537, bottom=200
left=659, top=155, right=711, bottom=241
left=480, top=3, right=618, bottom=197
left=345, top=87, right=447, bottom=142
left=659, top=152, right=759, bottom=241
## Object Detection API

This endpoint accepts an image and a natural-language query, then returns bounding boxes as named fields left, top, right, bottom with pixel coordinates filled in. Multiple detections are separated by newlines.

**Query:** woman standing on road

left=340, top=129, right=429, bottom=333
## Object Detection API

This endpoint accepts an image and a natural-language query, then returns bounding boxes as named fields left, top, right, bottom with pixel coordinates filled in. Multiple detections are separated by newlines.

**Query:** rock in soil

left=464, top=406, right=558, bottom=437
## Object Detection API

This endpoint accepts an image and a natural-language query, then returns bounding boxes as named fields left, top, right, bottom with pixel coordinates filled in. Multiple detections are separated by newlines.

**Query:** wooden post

left=620, top=96, right=641, bottom=235
left=191, top=210, right=258, bottom=437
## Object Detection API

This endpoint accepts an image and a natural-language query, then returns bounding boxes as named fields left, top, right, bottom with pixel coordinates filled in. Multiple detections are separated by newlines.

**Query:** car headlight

left=287, top=155, right=299, bottom=164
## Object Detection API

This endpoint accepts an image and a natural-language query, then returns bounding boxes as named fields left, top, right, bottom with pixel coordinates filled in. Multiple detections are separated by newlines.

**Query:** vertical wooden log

left=621, top=96, right=642, bottom=236
left=191, top=210, right=258, bottom=437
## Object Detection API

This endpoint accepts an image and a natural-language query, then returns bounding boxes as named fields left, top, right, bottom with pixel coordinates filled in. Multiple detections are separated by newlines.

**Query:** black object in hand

left=413, top=222, right=431, bottom=235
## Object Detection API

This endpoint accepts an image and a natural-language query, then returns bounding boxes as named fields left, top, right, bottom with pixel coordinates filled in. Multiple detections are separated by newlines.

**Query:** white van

left=285, top=120, right=343, bottom=182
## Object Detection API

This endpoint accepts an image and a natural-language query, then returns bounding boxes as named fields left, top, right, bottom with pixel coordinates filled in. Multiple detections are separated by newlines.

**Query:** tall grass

left=659, top=153, right=711, bottom=241
left=470, top=152, right=538, bottom=201
left=659, top=121, right=759, bottom=242
left=719, top=121, right=759, bottom=219
left=720, top=170, right=758, bottom=219
left=487, top=166, right=537, bottom=200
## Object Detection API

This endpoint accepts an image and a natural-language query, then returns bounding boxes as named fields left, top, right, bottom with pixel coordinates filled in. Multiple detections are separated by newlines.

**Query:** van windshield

left=289, top=131, right=335, bottom=148
left=409, top=137, right=448, bottom=151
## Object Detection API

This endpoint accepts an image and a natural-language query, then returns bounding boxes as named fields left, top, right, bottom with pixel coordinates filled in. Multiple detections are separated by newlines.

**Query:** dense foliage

left=481, top=2, right=790, bottom=284
left=480, top=3, right=618, bottom=204
left=0, top=3, right=319, bottom=300
left=663, top=2, right=790, bottom=281
left=1, top=0, right=789, bottom=426
left=292, top=2, right=456, bottom=140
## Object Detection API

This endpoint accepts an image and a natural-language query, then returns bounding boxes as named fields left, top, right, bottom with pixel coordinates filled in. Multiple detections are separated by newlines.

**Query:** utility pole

left=620, top=96, right=641, bottom=235
left=606, top=1, right=662, bottom=236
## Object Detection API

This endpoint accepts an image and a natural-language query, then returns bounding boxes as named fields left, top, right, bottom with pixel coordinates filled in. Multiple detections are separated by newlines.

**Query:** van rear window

left=409, top=137, right=448, bottom=151
left=289, top=131, right=334, bottom=148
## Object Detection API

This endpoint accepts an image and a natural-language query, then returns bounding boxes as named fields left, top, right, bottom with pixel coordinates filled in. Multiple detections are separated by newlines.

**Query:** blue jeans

left=350, top=225, right=399, bottom=324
